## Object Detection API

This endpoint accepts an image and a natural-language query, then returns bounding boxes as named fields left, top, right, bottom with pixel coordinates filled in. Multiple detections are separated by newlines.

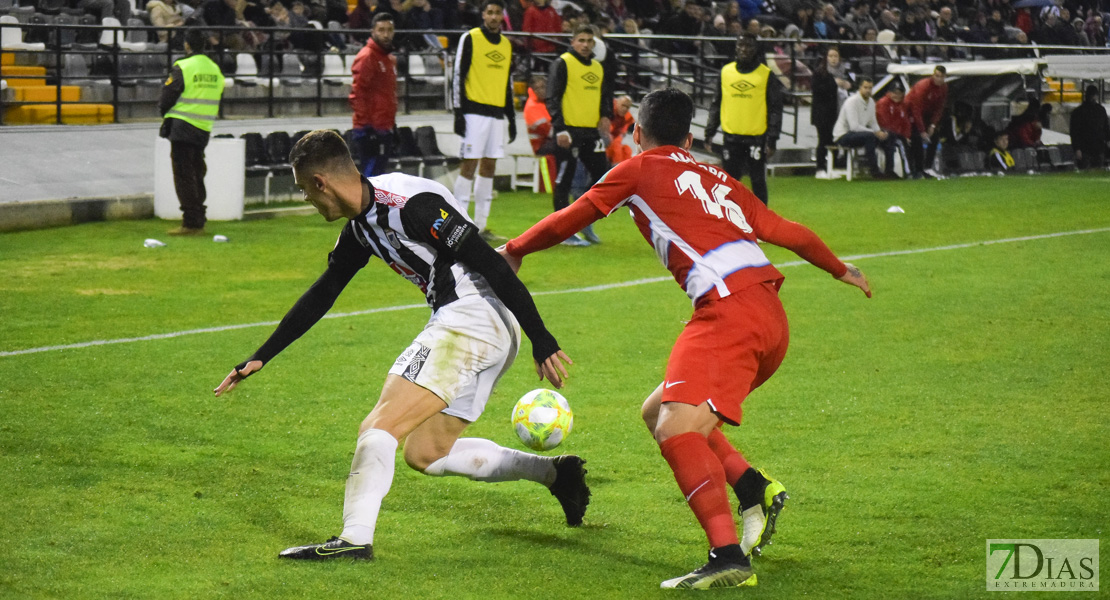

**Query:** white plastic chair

left=99, top=17, right=147, bottom=51
left=1, top=15, right=46, bottom=50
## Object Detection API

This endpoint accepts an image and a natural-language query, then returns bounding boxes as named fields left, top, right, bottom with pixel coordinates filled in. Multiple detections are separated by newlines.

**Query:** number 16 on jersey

left=674, top=170, right=753, bottom=233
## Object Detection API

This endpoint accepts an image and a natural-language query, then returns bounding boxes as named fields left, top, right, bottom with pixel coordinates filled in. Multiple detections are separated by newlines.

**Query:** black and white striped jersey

left=245, top=172, right=560, bottom=367
left=332, top=172, right=490, bottom=311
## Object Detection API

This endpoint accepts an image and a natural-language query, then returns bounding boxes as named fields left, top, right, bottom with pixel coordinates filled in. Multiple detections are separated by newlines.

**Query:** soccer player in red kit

left=499, top=89, right=871, bottom=589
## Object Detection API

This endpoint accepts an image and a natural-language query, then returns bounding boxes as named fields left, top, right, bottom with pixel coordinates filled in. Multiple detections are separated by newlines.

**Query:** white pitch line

left=2, top=227, right=1108, bottom=358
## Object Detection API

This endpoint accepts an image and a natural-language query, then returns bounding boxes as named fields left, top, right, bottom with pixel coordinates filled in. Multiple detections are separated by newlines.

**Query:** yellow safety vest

left=166, top=54, right=224, bottom=132
left=560, top=52, right=603, bottom=128
left=720, top=63, right=770, bottom=136
left=991, top=148, right=1015, bottom=168
left=464, top=28, right=512, bottom=108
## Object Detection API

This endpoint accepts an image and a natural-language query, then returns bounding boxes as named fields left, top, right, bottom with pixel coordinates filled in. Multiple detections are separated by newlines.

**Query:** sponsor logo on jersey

left=730, top=80, right=756, bottom=93
left=486, top=50, right=506, bottom=63
left=581, top=72, right=600, bottom=85
left=430, top=208, right=451, bottom=239
left=444, top=222, right=472, bottom=249
left=375, top=188, right=408, bottom=208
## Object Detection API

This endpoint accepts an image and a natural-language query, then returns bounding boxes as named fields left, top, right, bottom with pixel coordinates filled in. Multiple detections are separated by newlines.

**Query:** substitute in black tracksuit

left=703, top=34, right=784, bottom=206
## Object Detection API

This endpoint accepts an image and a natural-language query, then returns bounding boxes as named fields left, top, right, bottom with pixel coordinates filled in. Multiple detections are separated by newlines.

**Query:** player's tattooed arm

left=836, top=262, right=872, bottom=298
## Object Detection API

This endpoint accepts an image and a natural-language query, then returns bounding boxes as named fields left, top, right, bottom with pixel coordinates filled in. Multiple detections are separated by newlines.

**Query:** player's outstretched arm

left=536, top=349, right=574, bottom=389
left=214, top=359, right=264, bottom=396
left=837, top=262, right=872, bottom=298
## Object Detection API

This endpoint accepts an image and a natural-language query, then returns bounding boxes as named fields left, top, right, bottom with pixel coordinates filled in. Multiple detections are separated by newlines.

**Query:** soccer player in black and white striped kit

left=214, top=130, right=587, bottom=560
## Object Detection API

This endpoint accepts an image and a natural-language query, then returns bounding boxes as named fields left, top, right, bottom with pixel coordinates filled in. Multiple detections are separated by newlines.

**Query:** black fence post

left=55, top=24, right=63, bottom=125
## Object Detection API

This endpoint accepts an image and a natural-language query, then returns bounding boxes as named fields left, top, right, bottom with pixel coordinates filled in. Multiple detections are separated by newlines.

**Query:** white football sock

left=454, top=175, right=474, bottom=218
left=472, top=175, right=494, bottom=231
left=423, top=437, right=556, bottom=486
left=339, top=428, right=398, bottom=545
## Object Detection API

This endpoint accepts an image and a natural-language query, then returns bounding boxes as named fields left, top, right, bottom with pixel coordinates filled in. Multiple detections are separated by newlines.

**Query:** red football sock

left=659, top=432, right=739, bottom=549
left=707, top=428, right=751, bottom=487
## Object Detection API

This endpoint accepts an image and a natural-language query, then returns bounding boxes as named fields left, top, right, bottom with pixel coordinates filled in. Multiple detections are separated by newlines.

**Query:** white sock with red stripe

left=339, top=428, right=397, bottom=545
left=424, top=437, right=556, bottom=485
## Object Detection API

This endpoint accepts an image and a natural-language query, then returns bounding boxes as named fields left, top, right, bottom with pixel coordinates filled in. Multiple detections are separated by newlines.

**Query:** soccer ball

left=511, top=389, right=573, bottom=451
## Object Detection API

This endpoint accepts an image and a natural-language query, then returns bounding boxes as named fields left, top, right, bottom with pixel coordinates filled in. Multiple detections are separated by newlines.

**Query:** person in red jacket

left=348, top=13, right=398, bottom=177
left=875, top=82, right=911, bottom=178
left=905, top=65, right=947, bottom=178
left=522, top=0, right=562, bottom=69
left=607, top=95, right=635, bottom=164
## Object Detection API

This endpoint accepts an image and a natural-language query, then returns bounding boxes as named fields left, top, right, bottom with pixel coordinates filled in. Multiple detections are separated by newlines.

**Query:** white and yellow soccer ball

left=511, top=389, right=574, bottom=451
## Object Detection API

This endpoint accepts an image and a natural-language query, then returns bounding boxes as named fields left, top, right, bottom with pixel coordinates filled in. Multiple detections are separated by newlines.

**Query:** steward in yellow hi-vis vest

left=544, top=25, right=614, bottom=223
left=703, top=34, right=784, bottom=206
left=158, top=29, right=226, bottom=234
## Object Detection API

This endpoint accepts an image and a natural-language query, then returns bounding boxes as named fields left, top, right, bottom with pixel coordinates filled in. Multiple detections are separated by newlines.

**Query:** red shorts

left=662, top=281, right=789, bottom=426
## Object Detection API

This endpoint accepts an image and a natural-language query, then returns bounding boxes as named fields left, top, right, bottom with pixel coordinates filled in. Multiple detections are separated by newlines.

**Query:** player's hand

left=876, top=130, right=889, bottom=141
left=837, top=262, right=872, bottom=298
left=535, top=350, right=573, bottom=389
left=214, top=359, right=263, bottom=396
left=703, top=140, right=713, bottom=152
left=495, top=245, right=522, bottom=273
left=454, top=111, right=466, bottom=137
left=507, top=118, right=517, bottom=143
left=556, top=131, right=571, bottom=149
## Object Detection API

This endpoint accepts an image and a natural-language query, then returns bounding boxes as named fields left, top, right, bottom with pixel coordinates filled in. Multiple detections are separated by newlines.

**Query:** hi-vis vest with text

left=166, top=54, right=224, bottom=132
left=720, top=63, right=770, bottom=136
left=560, top=52, right=603, bottom=128
left=464, top=28, right=511, bottom=108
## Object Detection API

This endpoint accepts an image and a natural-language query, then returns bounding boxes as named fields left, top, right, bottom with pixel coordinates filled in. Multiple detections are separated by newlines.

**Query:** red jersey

left=522, top=4, right=562, bottom=54
left=349, top=39, right=397, bottom=131
left=905, top=77, right=947, bottom=133
left=580, top=147, right=843, bottom=305
left=876, top=95, right=912, bottom=139
left=523, top=87, right=551, bottom=152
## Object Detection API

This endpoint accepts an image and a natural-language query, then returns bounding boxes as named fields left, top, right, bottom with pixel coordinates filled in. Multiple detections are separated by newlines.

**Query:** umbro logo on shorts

left=401, top=344, right=431, bottom=382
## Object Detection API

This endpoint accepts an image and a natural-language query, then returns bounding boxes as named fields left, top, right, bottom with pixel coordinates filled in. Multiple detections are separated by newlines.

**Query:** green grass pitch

left=1, top=173, right=1107, bottom=598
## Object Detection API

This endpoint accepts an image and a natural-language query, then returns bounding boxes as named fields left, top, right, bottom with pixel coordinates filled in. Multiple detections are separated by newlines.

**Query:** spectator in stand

left=899, top=7, right=931, bottom=60
left=523, top=0, right=562, bottom=69
left=348, top=13, right=398, bottom=177
left=1004, top=30, right=1036, bottom=58
left=1071, top=18, right=1091, bottom=46
left=77, top=0, right=131, bottom=25
left=457, top=0, right=482, bottom=29
left=737, top=0, right=761, bottom=23
left=201, top=0, right=256, bottom=52
left=832, top=77, right=895, bottom=179
left=905, top=64, right=947, bottom=178
left=1070, top=85, right=1110, bottom=170
left=1005, top=97, right=1042, bottom=149
left=1033, top=11, right=1068, bottom=45
left=148, top=0, right=186, bottom=45
left=855, top=27, right=891, bottom=80
left=608, top=0, right=628, bottom=24
left=875, top=81, right=911, bottom=177
left=659, top=0, right=703, bottom=54
left=814, top=3, right=840, bottom=40
left=607, top=95, right=635, bottom=164
left=845, top=1, right=878, bottom=37
left=791, top=3, right=818, bottom=38
left=987, top=131, right=1014, bottom=171
left=1085, top=14, right=1106, bottom=47
left=347, top=0, right=381, bottom=43
left=877, top=8, right=898, bottom=32
left=402, top=0, right=444, bottom=49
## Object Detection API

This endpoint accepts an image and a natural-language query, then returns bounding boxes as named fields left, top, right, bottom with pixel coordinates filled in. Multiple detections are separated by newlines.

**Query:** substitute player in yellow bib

left=703, top=34, right=783, bottom=206
left=158, top=28, right=225, bottom=235
left=452, top=0, right=516, bottom=243
left=545, top=24, right=612, bottom=244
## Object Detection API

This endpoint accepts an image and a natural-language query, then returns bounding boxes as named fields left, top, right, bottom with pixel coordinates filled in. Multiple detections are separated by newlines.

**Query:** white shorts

left=459, top=113, right=506, bottom=160
left=388, top=294, right=521, bottom=422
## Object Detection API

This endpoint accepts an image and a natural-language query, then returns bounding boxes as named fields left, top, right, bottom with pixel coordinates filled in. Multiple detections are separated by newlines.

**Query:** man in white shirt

left=832, top=77, right=895, bottom=179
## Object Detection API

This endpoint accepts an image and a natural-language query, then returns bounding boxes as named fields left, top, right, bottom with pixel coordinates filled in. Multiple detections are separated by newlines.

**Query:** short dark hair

left=858, top=76, right=874, bottom=86
left=371, top=12, right=394, bottom=25
left=572, top=23, right=596, bottom=38
left=289, top=130, right=354, bottom=175
left=637, top=88, right=693, bottom=147
left=184, top=28, right=206, bottom=53
left=934, top=65, right=947, bottom=75
left=482, top=0, right=505, bottom=10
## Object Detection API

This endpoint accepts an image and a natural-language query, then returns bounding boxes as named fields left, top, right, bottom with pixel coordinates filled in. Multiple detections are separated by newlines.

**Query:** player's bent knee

left=403, top=442, right=446, bottom=473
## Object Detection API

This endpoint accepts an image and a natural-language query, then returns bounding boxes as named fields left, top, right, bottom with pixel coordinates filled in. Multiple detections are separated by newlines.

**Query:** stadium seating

left=390, top=126, right=424, bottom=175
